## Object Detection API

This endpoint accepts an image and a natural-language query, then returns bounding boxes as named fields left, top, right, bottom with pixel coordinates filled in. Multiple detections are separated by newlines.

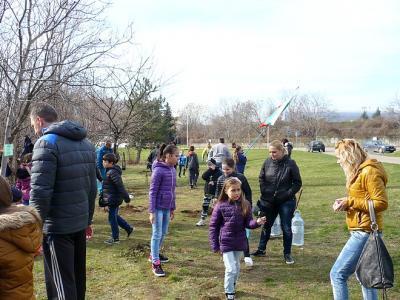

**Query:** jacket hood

left=0, top=205, right=41, bottom=231
left=153, top=160, right=173, bottom=169
left=45, top=120, right=87, bottom=141
left=107, top=164, right=122, bottom=175
left=358, top=159, right=388, bottom=185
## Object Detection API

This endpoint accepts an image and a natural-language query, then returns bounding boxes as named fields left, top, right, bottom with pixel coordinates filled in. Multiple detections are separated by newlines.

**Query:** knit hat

left=0, top=176, right=12, bottom=208
left=11, top=187, right=23, bottom=203
left=207, top=158, right=217, bottom=167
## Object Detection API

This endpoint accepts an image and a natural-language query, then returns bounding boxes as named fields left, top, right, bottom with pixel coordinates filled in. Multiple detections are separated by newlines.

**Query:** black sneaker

left=284, top=254, right=294, bottom=264
left=104, top=238, right=120, bottom=245
left=251, top=249, right=266, bottom=256
left=127, top=227, right=134, bottom=238
left=152, top=262, right=165, bottom=277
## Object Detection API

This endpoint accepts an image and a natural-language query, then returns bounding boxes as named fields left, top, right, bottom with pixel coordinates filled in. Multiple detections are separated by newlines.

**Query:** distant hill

left=327, top=111, right=389, bottom=122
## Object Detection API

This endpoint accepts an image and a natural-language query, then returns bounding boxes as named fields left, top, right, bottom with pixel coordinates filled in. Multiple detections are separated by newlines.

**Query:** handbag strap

left=367, top=199, right=379, bottom=232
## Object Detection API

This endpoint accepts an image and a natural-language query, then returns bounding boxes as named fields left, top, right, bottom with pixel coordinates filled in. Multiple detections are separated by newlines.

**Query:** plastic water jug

left=270, top=215, right=282, bottom=237
left=292, top=210, right=304, bottom=246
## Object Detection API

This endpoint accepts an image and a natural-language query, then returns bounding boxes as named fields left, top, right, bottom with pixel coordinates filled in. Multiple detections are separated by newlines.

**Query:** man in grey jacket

left=208, top=137, right=231, bottom=167
left=30, top=103, right=97, bottom=300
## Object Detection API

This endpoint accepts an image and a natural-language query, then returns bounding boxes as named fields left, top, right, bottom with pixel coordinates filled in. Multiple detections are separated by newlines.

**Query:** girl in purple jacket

left=209, top=177, right=266, bottom=300
left=148, top=144, right=179, bottom=277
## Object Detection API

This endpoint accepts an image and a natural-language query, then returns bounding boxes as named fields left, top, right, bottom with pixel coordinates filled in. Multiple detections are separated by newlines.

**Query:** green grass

left=33, top=150, right=400, bottom=300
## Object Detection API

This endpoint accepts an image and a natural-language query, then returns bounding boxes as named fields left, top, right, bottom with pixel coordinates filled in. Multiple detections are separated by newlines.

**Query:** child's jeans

left=108, top=206, right=131, bottom=240
left=223, top=251, right=242, bottom=294
left=330, top=231, right=378, bottom=300
left=150, top=209, right=171, bottom=263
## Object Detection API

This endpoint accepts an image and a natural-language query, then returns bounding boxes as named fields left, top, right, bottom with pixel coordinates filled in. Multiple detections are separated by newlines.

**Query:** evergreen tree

left=360, top=110, right=369, bottom=120
left=372, top=107, right=381, bottom=118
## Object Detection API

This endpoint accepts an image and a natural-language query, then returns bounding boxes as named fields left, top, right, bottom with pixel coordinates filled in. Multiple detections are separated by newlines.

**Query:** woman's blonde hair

left=335, top=139, right=367, bottom=188
left=218, top=177, right=250, bottom=217
left=269, top=140, right=287, bottom=155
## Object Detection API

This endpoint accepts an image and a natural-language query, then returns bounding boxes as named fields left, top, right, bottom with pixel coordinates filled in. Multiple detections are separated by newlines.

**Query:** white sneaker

left=196, top=219, right=205, bottom=226
left=244, top=256, right=253, bottom=267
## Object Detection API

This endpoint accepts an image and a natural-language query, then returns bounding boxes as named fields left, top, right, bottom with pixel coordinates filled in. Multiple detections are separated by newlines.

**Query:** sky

left=107, top=0, right=400, bottom=114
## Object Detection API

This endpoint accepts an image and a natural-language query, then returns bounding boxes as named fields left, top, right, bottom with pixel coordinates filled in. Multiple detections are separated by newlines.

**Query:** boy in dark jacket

left=102, top=153, right=133, bottom=245
left=186, top=145, right=199, bottom=189
left=196, top=158, right=222, bottom=226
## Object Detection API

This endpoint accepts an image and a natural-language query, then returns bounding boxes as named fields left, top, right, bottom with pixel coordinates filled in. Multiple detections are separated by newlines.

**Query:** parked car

left=362, top=140, right=396, bottom=153
left=308, top=140, right=325, bottom=152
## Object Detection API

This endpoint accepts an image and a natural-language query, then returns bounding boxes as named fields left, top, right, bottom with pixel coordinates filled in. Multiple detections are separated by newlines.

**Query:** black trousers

left=42, top=229, right=86, bottom=300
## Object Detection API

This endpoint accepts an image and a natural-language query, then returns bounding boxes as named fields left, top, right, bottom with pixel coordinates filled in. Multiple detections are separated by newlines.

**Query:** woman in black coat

left=251, top=140, right=302, bottom=264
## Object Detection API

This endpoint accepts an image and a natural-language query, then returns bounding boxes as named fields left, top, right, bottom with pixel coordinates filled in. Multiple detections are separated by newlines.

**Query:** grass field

left=33, top=149, right=400, bottom=300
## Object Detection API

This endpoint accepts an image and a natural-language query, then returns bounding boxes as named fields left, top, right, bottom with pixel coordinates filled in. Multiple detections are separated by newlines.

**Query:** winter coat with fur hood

left=0, top=205, right=42, bottom=300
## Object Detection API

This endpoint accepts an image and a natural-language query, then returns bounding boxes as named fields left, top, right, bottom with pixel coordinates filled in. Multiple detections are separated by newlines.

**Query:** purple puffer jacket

left=16, top=177, right=31, bottom=204
left=209, top=200, right=259, bottom=253
left=148, top=161, right=176, bottom=213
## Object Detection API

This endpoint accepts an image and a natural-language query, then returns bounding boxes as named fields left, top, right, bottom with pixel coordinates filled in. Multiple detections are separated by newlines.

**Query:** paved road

left=302, top=147, right=400, bottom=165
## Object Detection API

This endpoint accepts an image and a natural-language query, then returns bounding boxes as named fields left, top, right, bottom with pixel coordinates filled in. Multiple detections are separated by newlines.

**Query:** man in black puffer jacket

left=251, top=140, right=302, bottom=265
left=101, top=153, right=133, bottom=245
left=30, top=103, right=97, bottom=300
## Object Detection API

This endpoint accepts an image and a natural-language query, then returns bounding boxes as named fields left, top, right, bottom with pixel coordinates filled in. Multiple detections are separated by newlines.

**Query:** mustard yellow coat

left=346, top=159, right=388, bottom=231
left=0, top=206, right=42, bottom=300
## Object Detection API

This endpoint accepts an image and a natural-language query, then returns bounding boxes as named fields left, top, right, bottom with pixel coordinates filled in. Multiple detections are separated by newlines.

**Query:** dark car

left=308, top=140, right=325, bottom=152
left=362, top=140, right=396, bottom=153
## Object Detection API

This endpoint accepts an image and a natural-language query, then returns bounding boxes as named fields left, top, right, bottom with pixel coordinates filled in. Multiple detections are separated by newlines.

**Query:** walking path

left=301, top=147, right=400, bottom=165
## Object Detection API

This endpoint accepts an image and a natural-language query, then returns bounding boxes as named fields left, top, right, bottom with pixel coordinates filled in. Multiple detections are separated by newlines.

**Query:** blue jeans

left=258, top=199, right=296, bottom=254
left=108, top=206, right=132, bottom=240
left=330, top=231, right=378, bottom=300
left=223, top=251, right=242, bottom=294
left=97, top=167, right=107, bottom=193
left=150, top=209, right=171, bottom=263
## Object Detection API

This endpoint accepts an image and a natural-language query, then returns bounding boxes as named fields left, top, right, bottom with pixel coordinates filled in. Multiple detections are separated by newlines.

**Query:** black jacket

left=259, top=155, right=302, bottom=206
left=102, top=165, right=130, bottom=207
left=30, top=121, right=97, bottom=234
left=215, top=172, right=252, bottom=205
left=201, top=167, right=223, bottom=196
left=186, top=152, right=199, bottom=171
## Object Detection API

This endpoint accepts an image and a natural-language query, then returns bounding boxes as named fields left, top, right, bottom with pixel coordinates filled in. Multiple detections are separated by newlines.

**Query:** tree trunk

left=135, top=147, right=142, bottom=164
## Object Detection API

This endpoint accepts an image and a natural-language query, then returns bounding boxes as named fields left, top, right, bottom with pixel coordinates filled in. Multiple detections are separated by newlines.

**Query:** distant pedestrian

left=29, top=102, right=97, bottom=300
left=233, top=145, right=247, bottom=174
left=148, top=144, right=179, bottom=277
left=102, top=153, right=133, bottom=245
left=281, top=138, right=293, bottom=158
left=209, top=177, right=266, bottom=300
left=15, top=153, right=32, bottom=205
left=208, top=137, right=231, bottom=167
left=178, top=151, right=187, bottom=177
left=147, top=144, right=160, bottom=170
left=202, top=141, right=212, bottom=162
left=186, top=145, right=199, bottom=189
left=96, top=140, right=113, bottom=192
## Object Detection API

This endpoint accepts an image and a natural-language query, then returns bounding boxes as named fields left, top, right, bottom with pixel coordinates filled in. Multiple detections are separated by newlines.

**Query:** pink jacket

left=16, top=177, right=31, bottom=204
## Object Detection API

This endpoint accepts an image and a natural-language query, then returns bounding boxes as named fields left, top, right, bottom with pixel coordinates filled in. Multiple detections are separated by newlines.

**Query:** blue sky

left=107, top=0, right=400, bottom=114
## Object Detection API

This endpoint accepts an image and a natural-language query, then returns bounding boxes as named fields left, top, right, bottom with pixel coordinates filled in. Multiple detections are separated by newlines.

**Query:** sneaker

left=196, top=219, right=206, bottom=226
left=104, top=238, right=120, bottom=245
left=244, top=256, right=253, bottom=267
left=148, top=254, right=169, bottom=263
left=284, top=254, right=294, bottom=264
left=226, top=293, right=235, bottom=300
left=126, top=227, right=134, bottom=238
left=251, top=249, right=266, bottom=257
left=152, top=262, right=165, bottom=277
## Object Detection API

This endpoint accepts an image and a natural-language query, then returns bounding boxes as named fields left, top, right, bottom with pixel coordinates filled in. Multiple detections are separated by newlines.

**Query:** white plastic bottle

left=292, top=210, right=304, bottom=246
left=270, top=215, right=282, bottom=237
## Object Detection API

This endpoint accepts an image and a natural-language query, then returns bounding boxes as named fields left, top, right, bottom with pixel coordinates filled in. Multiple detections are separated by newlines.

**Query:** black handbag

left=98, top=192, right=109, bottom=207
left=355, top=200, right=394, bottom=296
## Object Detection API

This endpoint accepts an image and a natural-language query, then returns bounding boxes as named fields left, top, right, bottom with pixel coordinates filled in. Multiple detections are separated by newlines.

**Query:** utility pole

left=1, top=93, right=13, bottom=177
left=186, top=113, right=189, bottom=147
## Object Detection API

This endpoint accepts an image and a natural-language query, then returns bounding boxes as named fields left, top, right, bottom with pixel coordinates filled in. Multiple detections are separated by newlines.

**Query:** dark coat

left=30, top=121, right=97, bottom=234
left=186, top=152, right=199, bottom=171
left=201, top=167, right=223, bottom=196
left=148, top=161, right=176, bottom=213
left=235, top=152, right=247, bottom=174
left=215, top=172, right=252, bottom=205
left=102, top=165, right=130, bottom=207
left=259, top=155, right=302, bottom=207
left=209, top=200, right=259, bottom=253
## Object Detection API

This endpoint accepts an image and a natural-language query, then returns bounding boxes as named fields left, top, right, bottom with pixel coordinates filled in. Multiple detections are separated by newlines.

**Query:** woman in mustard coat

left=330, top=139, right=388, bottom=300
left=0, top=176, right=42, bottom=300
